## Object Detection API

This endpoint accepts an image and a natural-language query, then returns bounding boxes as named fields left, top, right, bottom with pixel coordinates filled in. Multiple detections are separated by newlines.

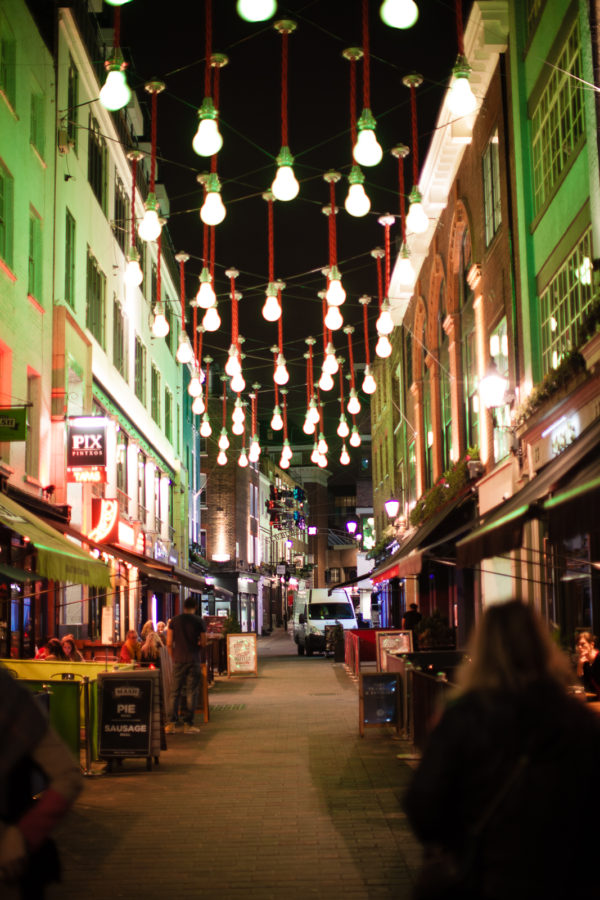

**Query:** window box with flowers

left=409, top=454, right=477, bottom=529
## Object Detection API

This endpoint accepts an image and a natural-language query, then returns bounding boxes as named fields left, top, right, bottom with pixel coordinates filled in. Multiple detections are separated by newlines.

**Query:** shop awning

left=370, top=490, right=476, bottom=584
left=456, top=418, right=600, bottom=566
left=0, top=561, right=36, bottom=583
left=0, top=493, right=111, bottom=588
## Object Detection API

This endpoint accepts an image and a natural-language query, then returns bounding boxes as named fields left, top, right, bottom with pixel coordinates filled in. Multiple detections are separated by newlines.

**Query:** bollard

left=82, top=676, right=93, bottom=775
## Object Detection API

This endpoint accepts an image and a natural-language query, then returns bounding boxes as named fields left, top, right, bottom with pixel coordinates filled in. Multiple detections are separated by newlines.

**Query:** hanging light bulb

left=317, top=434, right=328, bottom=455
left=273, top=353, right=289, bottom=386
left=280, top=455, right=290, bottom=469
left=379, top=0, right=419, bottom=28
left=217, top=449, right=228, bottom=466
left=271, top=406, right=283, bottom=430
left=249, top=436, right=261, bottom=463
left=308, top=398, right=320, bottom=425
left=192, top=395, right=205, bottom=415
left=271, top=146, right=299, bottom=201
left=218, top=428, right=230, bottom=451
left=281, top=439, right=292, bottom=462
left=188, top=368, right=203, bottom=397
left=202, top=305, right=221, bottom=332
left=325, top=266, right=346, bottom=307
left=347, top=388, right=361, bottom=415
left=340, top=444, right=351, bottom=466
left=349, top=426, right=361, bottom=447
left=324, top=304, right=343, bottom=331
left=232, top=420, right=244, bottom=436
left=262, top=284, right=282, bottom=322
left=310, top=442, right=320, bottom=464
left=151, top=302, right=170, bottom=338
left=195, top=268, right=217, bottom=309
left=376, top=301, right=394, bottom=336
left=337, top=414, right=350, bottom=439
left=323, top=344, right=339, bottom=376
left=124, top=247, right=143, bottom=287
left=200, top=173, right=226, bottom=226
left=318, top=370, right=334, bottom=392
left=105, top=0, right=133, bottom=6
left=375, top=334, right=392, bottom=358
left=138, top=194, right=162, bottom=242
left=176, top=332, right=194, bottom=364
left=99, top=60, right=131, bottom=112
left=406, top=186, right=429, bottom=234
left=230, top=371, right=246, bottom=394
left=236, top=0, right=277, bottom=22
left=302, top=415, right=315, bottom=435
left=232, top=401, right=245, bottom=424
left=225, top=345, right=242, bottom=377
left=317, top=454, right=328, bottom=469
left=200, top=414, right=212, bottom=438
left=362, top=365, right=377, bottom=395
left=345, top=166, right=371, bottom=217
left=238, top=447, right=249, bottom=467
left=192, top=97, right=223, bottom=157
left=353, top=109, right=383, bottom=167
left=397, top=243, right=416, bottom=289
left=447, top=56, right=477, bottom=117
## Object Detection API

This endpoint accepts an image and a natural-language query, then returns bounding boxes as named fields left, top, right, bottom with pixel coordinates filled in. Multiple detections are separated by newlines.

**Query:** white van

left=292, top=588, right=357, bottom=656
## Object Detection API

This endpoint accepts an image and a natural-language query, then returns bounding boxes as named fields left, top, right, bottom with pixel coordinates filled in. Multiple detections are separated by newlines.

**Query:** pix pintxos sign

left=67, top=417, right=108, bottom=483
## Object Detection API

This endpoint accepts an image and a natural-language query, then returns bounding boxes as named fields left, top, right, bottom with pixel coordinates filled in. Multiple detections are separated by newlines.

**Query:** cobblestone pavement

left=48, top=628, right=422, bottom=900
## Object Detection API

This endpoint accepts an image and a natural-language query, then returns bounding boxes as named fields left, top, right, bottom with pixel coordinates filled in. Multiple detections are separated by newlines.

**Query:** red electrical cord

left=204, top=0, right=212, bottom=98
left=222, top=379, right=227, bottom=428
left=268, top=196, right=275, bottom=283
left=346, top=329, right=356, bottom=389
left=349, top=54, right=358, bottom=151
left=204, top=358, right=211, bottom=408
left=229, top=270, right=238, bottom=347
left=113, top=8, right=121, bottom=53
left=362, top=300, right=371, bottom=368
left=375, top=253, right=383, bottom=313
left=282, top=392, right=288, bottom=442
left=384, top=221, right=391, bottom=296
left=281, top=29, right=289, bottom=147
left=156, top=234, right=161, bottom=303
left=150, top=90, right=158, bottom=193
left=410, top=83, right=419, bottom=187
left=178, top=254, right=186, bottom=330
left=455, top=0, right=465, bottom=57
left=361, top=0, right=370, bottom=109
left=398, top=156, right=406, bottom=242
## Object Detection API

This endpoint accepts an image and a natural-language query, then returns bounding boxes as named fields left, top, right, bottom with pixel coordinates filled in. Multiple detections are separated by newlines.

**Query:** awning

left=0, top=493, right=111, bottom=588
left=328, top=571, right=375, bottom=593
left=370, top=490, right=477, bottom=584
left=457, top=418, right=600, bottom=566
left=0, top=562, right=36, bottom=583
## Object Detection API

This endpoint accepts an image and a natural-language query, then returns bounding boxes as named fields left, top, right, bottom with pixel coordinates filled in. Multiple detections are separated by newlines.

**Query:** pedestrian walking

left=165, top=597, right=206, bottom=734
left=403, top=599, right=600, bottom=900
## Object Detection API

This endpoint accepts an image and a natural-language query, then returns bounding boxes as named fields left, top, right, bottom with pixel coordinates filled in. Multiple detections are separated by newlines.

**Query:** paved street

left=48, top=628, right=422, bottom=899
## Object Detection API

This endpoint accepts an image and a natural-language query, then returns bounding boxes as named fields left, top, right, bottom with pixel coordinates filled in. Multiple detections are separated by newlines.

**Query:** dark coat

left=403, top=680, right=600, bottom=899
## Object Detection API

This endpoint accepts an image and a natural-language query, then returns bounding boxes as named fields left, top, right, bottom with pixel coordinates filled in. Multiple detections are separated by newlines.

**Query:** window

left=531, top=20, right=584, bottom=216
left=64, top=209, right=76, bottom=308
left=138, top=452, right=147, bottom=524
left=151, top=261, right=157, bottom=306
left=490, top=317, right=511, bottom=461
left=438, top=280, right=452, bottom=470
left=176, top=403, right=181, bottom=454
left=25, top=372, right=41, bottom=479
left=0, top=17, right=16, bottom=109
left=134, top=336, right=147, bottom=404
left=67, top=57, right=78, bottom=154
left=423, top=363, right=433, bottom=489
left=113, top=174, right=128, bottom=255
left=88, top=115, right=107, bottom=213
left=0, top=161, right=14, bottom=268
left=28, top=210, right=42, bottom=301
left=30, top=89, right=45, bottom=158
left=164, top=387, right=172, bottom=442
left=482, top=129, right=501, bottom=245
left=151, top=365, right=161, bottom=423
left=113, top=296, right=127, bottom=378
left=526, top=0, right=544, bottom=39
left=460, top=231, right=479, bottom=450
left=165, top=303, right=175, bottom=354
left=86, top=251, right=106, bottom=347
left=540, top=228, right=594, bottom=375
left=116, top=430, right=128, bottom=514
left=154, top=469, right=162, bottom=532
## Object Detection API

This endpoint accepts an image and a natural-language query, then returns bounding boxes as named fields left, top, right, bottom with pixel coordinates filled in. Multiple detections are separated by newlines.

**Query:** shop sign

left=88, top=498, right=145, bottom=554
left=67, top=417, right=107, bottom=467
left=67, top=466, right=107, bottom=484
left=0, top=407, right=26, bottom=442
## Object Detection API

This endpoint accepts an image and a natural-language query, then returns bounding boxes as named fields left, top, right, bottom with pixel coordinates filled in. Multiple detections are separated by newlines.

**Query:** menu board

left=359, top=672, right=400, bottom=737
left=98, top=674, right=153, bottom=757
left=226, top=633, right=258, bottom=677
left=376, top=630, right=413, bottom=671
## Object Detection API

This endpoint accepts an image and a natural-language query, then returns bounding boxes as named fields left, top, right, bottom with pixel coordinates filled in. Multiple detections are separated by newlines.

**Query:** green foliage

left=514, top=349, right=585, bottom=428
left=409, top=456, right=470, bottom=528
left=576, top=297, right=600, bottom=346
left=418, top=609, right=456, bottom=649
left=222, top=613, right=242, bottom=635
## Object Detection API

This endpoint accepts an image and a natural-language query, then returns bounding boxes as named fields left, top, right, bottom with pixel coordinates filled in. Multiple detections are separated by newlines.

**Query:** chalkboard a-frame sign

left=99, top=675, right=152, bottom=757
left=359, top=672, right=401, bottom=737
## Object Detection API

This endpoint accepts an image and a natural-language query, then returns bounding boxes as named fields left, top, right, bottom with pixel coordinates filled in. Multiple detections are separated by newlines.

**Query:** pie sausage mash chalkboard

left=226, top=633, right=258, bottom=677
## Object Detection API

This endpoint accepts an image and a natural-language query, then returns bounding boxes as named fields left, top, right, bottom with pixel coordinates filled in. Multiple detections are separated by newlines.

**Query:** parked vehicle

left=292, top=588, right=357, bottom=656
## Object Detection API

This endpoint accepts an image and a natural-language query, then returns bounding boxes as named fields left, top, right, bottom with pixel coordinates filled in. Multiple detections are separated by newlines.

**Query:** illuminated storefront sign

left=89, top=498, right=145, bottom=554
left=67, top=417, right=108, bottom=483
left=0, top=407, right=27, bottom=442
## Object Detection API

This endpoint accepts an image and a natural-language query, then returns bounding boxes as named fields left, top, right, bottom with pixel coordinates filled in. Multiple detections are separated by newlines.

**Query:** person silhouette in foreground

left=0, top=667, right=82, bottom=897
left=403, top=600, right=600, bottom=900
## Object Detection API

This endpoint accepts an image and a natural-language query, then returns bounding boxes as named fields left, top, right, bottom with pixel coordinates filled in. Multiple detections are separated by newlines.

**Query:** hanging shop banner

left=0, top=407, right=27, bottom=442
left=226, top=633, right=258, bottom=677
left=67, top=417, right=107, bottom=467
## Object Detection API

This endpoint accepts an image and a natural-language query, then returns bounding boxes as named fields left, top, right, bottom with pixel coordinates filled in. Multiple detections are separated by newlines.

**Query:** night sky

left=113, top=0, right=472, bottom=438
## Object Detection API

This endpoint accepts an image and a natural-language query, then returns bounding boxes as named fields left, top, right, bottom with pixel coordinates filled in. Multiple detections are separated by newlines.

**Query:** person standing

left=165, top=597, right=206, bottom=734
left=402, top=603, right=422, bottom=649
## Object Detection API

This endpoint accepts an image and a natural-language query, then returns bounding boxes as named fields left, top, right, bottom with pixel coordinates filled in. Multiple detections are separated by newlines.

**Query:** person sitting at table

left=140, top=629, right=163, bottom=667
left=156, top=621, right=167, bottom=644
left=119, top=630, right=141, bottom=664
left=575, top=631, right=600, bottom=698
left=35, top=638, right=67, bottom=661
left=61, top=635, right=84, bottom=662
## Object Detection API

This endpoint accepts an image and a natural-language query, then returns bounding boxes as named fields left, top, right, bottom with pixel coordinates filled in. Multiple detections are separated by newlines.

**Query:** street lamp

left=384, top=498, right=400, bottom=519
left=346, top=516, right=359, bottom=536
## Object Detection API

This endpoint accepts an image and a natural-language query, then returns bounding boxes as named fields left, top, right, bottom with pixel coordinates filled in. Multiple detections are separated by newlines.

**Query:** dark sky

left=115, top=0, right=471, bottom=438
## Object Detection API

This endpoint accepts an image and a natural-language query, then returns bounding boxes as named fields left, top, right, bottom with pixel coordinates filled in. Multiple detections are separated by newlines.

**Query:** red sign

left=67, top=466, right=107, bottom=484
left=89, top=499, right=145, bottom=554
